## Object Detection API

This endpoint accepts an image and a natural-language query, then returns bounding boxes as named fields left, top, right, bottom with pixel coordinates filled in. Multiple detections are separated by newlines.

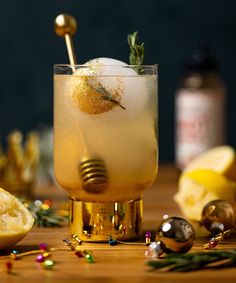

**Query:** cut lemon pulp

left=0, top=187, right=34, bottom=249
left=183, top=146, right=236, bottom=182
left=174, top=169, right=236, bottom=221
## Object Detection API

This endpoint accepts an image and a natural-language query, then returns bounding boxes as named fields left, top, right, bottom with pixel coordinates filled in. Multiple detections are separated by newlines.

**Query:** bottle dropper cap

left=184, top=41, right=219, bottom=73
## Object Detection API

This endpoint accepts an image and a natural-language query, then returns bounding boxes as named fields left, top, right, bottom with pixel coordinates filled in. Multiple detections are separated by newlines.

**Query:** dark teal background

left=0, top=0, right=235, bottom=160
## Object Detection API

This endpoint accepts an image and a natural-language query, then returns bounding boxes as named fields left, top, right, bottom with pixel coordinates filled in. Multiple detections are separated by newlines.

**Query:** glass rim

left=54, top=63, right=158, bottom=68
left=54, top=64, right=158, bottom=76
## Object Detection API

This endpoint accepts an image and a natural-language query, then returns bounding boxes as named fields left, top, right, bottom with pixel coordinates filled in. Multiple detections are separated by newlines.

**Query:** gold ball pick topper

left=54, top=14, right=77, bottom=37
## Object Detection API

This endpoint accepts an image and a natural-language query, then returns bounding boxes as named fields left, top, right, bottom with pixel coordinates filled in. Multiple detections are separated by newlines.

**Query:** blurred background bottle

left=175, top=43, right=226, bottom=170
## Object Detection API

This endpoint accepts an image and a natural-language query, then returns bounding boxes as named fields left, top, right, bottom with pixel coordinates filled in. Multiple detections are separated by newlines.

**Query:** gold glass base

left=69, top=198, right=143, bottom=242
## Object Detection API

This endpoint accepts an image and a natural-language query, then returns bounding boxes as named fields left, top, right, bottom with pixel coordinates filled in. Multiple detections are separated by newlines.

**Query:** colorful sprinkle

left=39, top=243, right=48, bottom=251
left=5, top=260, right=13, bottom=273
left=85, top=254, right=94, bottom=263
left=43, top=252, right=51, bottom=258
left=75, top=250, right=84, bottom=258
left=108, top=235, right=118, bottom=246
left=35, top=200, right=43, bottom=207
left=208, top=240, right=218, bottom=249
left=43, top=200, right=52, bottom=207
left=36, top=254, right=45, bottom=263
left=42, top=204, right=50, bottom=210
left=42, top=259, right=55, bottom=269
left=145, top=231, right=152, bottom=245
left=10, top=250, right=20, bottom=260
left=145, top=231, right=152, bottom=238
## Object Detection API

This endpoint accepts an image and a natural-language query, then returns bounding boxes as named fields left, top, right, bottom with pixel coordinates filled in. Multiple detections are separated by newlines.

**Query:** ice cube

left=84, top=57, right=137, bottom=76
left=65, top=57, right=148, bottom=125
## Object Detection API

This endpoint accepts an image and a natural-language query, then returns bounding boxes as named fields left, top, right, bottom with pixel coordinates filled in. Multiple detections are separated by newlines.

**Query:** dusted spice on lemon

left=174, top=169, right=236, bottom=221
left=66, top=58, right=135, bottom=115
left=0, top=187, right=34, bottom=249
left=70, top=76, right=124, bottom=114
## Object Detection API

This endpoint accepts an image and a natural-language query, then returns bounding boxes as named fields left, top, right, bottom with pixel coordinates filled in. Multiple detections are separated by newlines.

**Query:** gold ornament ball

left=202, top=199, right=235, bottom=232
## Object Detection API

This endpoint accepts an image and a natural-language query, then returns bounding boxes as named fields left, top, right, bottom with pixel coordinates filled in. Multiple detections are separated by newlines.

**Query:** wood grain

left=1, top=164, right=236, bottom=282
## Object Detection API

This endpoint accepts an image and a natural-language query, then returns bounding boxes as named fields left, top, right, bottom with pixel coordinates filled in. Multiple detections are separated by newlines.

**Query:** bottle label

left=175, top=89, right=225, bottom=169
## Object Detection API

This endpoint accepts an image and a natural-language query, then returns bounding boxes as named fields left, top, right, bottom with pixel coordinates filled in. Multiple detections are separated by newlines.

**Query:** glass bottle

left=175, top=45, right=226, bottom=170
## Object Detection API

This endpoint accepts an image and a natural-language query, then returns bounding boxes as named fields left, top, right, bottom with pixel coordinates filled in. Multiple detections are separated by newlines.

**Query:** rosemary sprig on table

left=26, top=201, right=68, bottom=227
left=128, top=31, right=145, bottom=74
left=147, top=250, right=236, bottom=272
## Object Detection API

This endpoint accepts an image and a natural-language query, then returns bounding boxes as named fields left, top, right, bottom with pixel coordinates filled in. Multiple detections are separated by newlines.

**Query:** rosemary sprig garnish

left=96, top=85, right=126, bottom=110
left=87, top=80, right=126, bottom=110
left=147, top=250, right=236, bottom=272
left=127, top=31, right=145, bottom=74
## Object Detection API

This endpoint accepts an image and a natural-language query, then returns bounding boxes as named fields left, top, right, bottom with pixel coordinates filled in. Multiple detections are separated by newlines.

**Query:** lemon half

left=184, top=146, right=236, bottom=182
left=0, top=188, right=34, bottom=250
left=174, top=169, right=236, bottom=221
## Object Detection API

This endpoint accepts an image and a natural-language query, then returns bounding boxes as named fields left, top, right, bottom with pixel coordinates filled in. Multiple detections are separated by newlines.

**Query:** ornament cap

left=146, top=241, right=166, bottom=257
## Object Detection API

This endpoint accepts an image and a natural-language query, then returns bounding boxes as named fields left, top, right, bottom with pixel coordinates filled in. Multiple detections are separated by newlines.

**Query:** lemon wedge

left=174, top=169, right=236, bottom=221
left=0, top=187, right=34, bottom=250
left=183, top=146, right=236, bottom=182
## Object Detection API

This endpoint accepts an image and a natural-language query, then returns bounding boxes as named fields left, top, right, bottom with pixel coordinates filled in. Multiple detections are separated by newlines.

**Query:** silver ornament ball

left=155, top=216, right=195, bottom=254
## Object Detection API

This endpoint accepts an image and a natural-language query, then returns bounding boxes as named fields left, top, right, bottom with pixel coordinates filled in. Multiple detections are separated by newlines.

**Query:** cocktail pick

left=54, top=14, right=108, bottom=194
left=145, top=216, right=195, bottom=257
left=201, top=199, right=235, bottom=249
left=54, top=14, right=77, bottom=65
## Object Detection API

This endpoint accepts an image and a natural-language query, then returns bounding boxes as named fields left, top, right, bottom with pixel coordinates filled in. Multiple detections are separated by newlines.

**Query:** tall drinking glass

left=54, top=64, right=158, bottom=241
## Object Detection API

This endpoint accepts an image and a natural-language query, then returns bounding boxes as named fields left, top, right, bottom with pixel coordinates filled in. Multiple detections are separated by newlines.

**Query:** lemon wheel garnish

left=184, top=146, right=236, bottom=182
left=0, top=187, right=34, bottom=250
left=174, top=169, right=236, bottom=221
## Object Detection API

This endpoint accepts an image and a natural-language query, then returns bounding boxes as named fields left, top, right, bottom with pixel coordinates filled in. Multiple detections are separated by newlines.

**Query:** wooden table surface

left=1, top=164, right=236, bottom=283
